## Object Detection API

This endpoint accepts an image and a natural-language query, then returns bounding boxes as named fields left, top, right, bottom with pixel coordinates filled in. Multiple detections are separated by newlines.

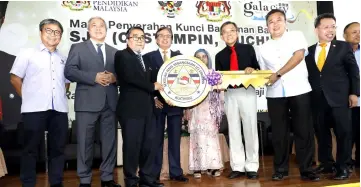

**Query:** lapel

left=324, top=40, right=336, bottom=67
left=154, top=50, right=163, bottom=68
left=104, top=44, right=112, bottom=69
left=126, top=47, right=146, bottom=77
left=86, top=40, right=104, bottom=66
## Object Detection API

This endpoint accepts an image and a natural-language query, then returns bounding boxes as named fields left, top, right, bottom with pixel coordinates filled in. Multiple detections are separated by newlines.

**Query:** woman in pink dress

left=186, top=49, right=223, bottom=178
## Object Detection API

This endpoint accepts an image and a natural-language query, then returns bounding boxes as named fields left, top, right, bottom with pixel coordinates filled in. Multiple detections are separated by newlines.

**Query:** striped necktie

left=136, top=52, right=146, bottom=72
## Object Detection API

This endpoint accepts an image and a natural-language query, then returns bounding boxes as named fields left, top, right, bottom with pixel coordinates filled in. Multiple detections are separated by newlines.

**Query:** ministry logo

left=62, top=1, right=91, bottom=11
left=196, top=1, right=231, bottom=22
left=158, top=1, right=183, bottom=18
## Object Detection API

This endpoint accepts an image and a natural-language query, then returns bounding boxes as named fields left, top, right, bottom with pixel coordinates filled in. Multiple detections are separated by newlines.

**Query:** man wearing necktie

left=215, top=21, right=260, bottom=180
left=114, top=26, right=164, bottom=187
left=305, top=13, right=360, bottom=180
left=143, top=27, right=189, bottom=183
left=64, top=17, right=120, bottom=187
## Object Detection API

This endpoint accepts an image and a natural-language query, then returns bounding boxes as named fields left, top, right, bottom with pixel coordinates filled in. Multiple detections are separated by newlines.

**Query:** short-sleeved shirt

left=10, top=43, right=69, bottom=113
left=259, top=31, right=312, bottom=98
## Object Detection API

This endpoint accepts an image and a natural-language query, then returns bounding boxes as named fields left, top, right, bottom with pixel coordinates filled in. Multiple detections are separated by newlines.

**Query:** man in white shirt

left=10, top=19, right=69, bottom=187
left=258, top=9, right=319, bottom=181
left=305, top=14, right=359, bottom=180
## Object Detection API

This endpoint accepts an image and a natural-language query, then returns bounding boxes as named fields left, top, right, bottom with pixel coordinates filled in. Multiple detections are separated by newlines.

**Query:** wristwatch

left=276, top=72, right=282, bottom=78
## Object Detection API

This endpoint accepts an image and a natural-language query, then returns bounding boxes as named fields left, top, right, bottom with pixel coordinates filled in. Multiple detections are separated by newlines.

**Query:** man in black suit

left=143, top=27, right=188, bottom=182
left=215, top=21, right=260, bottom=179
left=0, top=50, right=22, bottom=127
left=305, top=13, right=360, bottom=180
left=114, top=26, right=164, bottom=187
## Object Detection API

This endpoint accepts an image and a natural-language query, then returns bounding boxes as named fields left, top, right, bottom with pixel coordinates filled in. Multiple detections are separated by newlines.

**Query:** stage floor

left=0, top=156, right=359, bottom=187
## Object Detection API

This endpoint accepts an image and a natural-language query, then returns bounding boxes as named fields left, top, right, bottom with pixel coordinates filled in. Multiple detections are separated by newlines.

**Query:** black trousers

left=267, top=93, right=314, bottom=173
left=352, top=107, right=360, bottom=166
left=120, top=115, right=157, bottom=187
left=312, top=92, right=352, bottom=170
left=21, top=110, right=68, bottom=187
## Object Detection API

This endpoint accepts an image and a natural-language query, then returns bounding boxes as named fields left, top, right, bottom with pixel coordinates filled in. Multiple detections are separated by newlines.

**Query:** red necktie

left=230, top=46, right=239, bottom=70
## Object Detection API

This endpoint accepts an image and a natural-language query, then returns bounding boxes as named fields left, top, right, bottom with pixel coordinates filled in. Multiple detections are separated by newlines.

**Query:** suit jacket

left=305, top=40, right=360, bottom=107
left=215, top=42, right=260, bottom=71
left=64, top=40, right=118, bottom=112
left=0, top=50, right=22, bottom=127
left=114, top=47, right=155, bottom=119
left=144, top=49, right=183, bottom=116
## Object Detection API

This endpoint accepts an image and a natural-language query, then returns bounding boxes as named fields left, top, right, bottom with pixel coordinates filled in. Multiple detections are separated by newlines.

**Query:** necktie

left=136, top=52, right=146, bottom=72
left=317, top=43, right=327, bottom=71
left=96, top=44, right=104, bottom=65
left=230, top=46, right=239, bottom=70
left=163, top=50, right=168, bottom=62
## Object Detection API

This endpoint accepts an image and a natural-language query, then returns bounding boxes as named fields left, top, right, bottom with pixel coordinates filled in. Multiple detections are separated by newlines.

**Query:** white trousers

left=224, top=87, right=259, bottom=172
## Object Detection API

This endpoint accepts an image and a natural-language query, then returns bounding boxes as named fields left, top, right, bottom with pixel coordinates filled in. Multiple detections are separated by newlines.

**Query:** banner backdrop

left=0, top=1, right=317, bottom=124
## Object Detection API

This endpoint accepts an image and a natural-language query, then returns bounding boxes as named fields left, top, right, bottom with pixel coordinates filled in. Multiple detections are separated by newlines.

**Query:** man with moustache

left=305, top=14, right=359, bottom=180
left=64, top=17, right=120, bottom=187
left=343, top=22, right=360, bottom=168
left=258, top=9, right=319, bottom=181
left=114, top=26, right=164, bottom=187
left=215, top=21, right=260, bottom=180
left=143, top=27, right=189, bottom=183
left=10, top=19, right=69, bottom=187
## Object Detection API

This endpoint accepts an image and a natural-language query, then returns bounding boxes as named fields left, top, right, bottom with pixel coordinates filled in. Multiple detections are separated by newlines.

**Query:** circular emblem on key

left=157, top=55, right=210, bottom=107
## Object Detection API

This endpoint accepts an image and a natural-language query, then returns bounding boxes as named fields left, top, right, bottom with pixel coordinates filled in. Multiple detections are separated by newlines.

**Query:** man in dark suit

left=0, top=50, right=22, bottom=128
left=143, top=27, right=188, bottom=182
left=114, top=26, right=164, bottom=187
left=64, top=17, right=120, bottom=187
left=305, top=13, right=360, bottom=180
left=215, top=21, right=260, bottom=179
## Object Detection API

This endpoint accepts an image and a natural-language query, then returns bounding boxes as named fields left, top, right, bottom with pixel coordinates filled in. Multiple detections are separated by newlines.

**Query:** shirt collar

left=39, top=43, right=58, bottom=53
left=90, top=38, right=105, bottom=46
left=159, top=48, right=170, bottom=55
left=317, top=41, right=331, bottom=47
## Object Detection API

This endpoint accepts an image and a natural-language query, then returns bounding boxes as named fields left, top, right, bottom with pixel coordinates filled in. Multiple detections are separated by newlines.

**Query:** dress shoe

left=271, top=172, right=288, bottom=181
left=300, top=171, right=320, bottom=181
left=314, top=164, right=334, bottom=174
left=246, top=172, right=258, bottom=179
left=101, top=180, right=121, bottom=187
left=228, top=171, right=245, bottom=179
left=51, top=183, right=63, bottom=187
left=139, top=180, right=164, bottom=187
left=169, top=175, right=189, bottom=182
left=79, top=184, right=91, bottom=187
left=333, top=169, right=349, bottom=180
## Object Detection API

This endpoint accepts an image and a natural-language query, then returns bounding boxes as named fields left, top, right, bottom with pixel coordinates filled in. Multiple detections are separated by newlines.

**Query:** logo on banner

left=158, top=1, right=183, bottom=18
left=243, top=1, right=313, bottom=23
left=196, top=1, right=231, bottom=22
left=62, top=1, right=91, bottom=11
left=157, top=56, right=210, bottom=107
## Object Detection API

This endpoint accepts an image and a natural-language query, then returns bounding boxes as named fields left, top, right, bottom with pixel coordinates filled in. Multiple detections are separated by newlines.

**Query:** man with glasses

left=144, top=27, right=189, bottom=183
left=305, top=14, right=359, bottom=180
left=64, top=17, right=120, bottom=187
left=114, top=26, right=164, bottom=187
left=215, top=21, right=260, bottom=180
left=10, top=18, right=69, bottom=187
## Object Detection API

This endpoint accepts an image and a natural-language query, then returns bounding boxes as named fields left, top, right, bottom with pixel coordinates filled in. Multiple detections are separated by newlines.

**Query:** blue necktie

left=136, top=52, right=146, bottom=72
left=96, top=44, right=104, bottom=65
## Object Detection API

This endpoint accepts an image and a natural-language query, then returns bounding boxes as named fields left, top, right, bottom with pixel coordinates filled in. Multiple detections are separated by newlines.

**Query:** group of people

left=7, top=8, right=359, bottom=187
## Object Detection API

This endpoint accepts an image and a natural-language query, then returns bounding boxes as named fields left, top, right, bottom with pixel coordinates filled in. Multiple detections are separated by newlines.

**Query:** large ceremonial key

left=217, top=70, right=273, bottom=89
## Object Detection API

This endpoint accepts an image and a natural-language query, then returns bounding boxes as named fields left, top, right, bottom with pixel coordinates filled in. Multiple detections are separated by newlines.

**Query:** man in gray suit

left=64, top=17, right=120, bottom=187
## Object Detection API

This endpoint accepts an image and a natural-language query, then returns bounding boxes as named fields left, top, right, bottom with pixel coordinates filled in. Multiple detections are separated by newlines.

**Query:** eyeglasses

left=129, top=36, right=145, bottom=41
left=158, top=34, right=172, bottom=39
left=44, top=28, right=62, bottom=36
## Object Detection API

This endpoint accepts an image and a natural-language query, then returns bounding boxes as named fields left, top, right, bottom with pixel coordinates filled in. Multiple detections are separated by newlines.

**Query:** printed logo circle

left=157, top=55, right=210, bottom=107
